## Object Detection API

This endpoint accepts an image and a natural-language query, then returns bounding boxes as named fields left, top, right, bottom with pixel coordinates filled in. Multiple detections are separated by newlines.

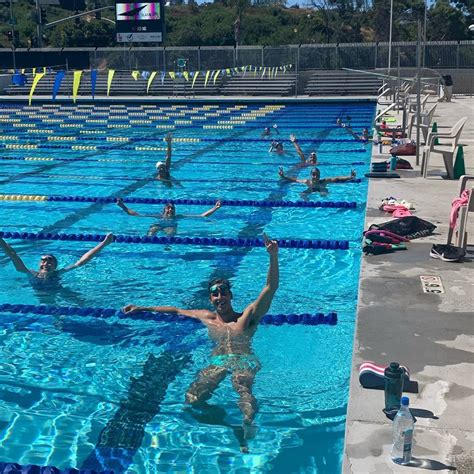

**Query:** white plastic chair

left=407, top=102, right=438, bottom=143
left=421, top=116, right=468, bottom=179
left=447, top=175, right=474, bottom=249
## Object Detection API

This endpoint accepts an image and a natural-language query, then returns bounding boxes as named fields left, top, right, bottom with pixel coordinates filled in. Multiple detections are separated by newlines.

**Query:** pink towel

left=450, top=190, right=471, bottom=230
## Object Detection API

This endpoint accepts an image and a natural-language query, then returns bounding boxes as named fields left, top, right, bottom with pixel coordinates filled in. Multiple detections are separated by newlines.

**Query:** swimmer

left=336, top=117, right=342, bottom=127
left=156, top=132, right=173, bottom=183
left=116, top=198, right=222, bottom=236
left=262, top=124, right=279, bottom=138
left=269, top=140, right=284, bottom=153
left=0, top=233, right=114, bottom=282
left=279, top=166, right=356, bottom=198
left=122, top=234, right=279, bottom=446
left=289, top=134, right=318, bottom=164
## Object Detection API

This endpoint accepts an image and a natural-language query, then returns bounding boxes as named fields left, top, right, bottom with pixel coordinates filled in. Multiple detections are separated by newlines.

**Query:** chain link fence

left=1, top=41, right=473, bottom=71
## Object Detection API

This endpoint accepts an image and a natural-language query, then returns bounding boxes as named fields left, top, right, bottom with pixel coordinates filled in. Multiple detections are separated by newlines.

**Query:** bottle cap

left=384, top=362, right=403, bottom=378
left=401, top=396, right=409, bottom=406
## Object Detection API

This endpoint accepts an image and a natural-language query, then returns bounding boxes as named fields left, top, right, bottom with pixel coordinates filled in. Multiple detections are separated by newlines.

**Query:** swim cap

left=156, top=161, right=165, bottom=169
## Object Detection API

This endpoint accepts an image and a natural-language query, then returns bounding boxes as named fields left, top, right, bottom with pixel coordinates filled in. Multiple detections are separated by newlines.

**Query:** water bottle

left=391, top=396, right=414, bottom=465
left=384, top=362, right=404, bottom=410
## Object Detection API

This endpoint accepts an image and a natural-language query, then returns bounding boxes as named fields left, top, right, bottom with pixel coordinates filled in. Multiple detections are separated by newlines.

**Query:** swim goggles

left=40, top=255, right=56, bottom=262
left=209, top=284, right=230, bottom=296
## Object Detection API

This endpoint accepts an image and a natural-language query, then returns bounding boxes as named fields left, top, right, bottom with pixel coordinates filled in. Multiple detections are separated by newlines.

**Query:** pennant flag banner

left=26, top=63, right=296, bottom=103
left=52, top=70, right=65, bottom=101
left=191, top=71, right=199, bottom=88
left=147, top=71, right=157, bottom=94
left=28, top=72, right=45, bottom=105
left=204, top=70, right=211, bottom=87
left=107, top=70, right=115, bottom=96
left=90, top=70, right=97, bottom=99
left=72, top=70, right=82, bottom=103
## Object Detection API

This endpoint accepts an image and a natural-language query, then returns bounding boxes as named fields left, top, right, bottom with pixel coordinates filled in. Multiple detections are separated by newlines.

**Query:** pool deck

left=344, top=96, right=474, bottom=473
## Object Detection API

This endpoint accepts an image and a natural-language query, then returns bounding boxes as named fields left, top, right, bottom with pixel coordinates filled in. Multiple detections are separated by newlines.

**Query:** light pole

left=388, top=0, right=393, bottom=74
left=9, top=0, right=16, bottom=69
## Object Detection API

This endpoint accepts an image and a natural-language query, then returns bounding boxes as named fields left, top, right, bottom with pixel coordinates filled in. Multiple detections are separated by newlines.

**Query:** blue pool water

left=0, top=101, right=374, bottom=473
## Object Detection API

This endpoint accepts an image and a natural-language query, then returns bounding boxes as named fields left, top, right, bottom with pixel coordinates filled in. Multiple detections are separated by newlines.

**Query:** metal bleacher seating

left=305, top=70, right=382, bottom=96
left=221, top=72, right=297, bottom=96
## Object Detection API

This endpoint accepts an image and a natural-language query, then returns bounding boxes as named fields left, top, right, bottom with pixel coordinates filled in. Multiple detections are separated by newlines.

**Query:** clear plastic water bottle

left=391, top=396, right=414, bottom=465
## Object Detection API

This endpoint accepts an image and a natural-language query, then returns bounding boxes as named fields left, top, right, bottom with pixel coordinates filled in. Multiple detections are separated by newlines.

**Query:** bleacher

left=305, top=70, right=382, bottom=96
left=222, top=72, right=297, bottom=96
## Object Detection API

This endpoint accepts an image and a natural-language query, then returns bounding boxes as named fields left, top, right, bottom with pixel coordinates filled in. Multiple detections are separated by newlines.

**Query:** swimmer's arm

left=244, top=238, right=279, bottom=323
left=59, top=233, right=114, bottom=274
left=199, top=200, right=222, bottom=217
left=279, top=169, right=306, bottom=184
left=122, top=304, right=211, bottom=320
left=164, top=132, right=172, bottom=171
left=0, top=237, right=31, bottom=274
left=116, top=198, right=143, bottom=217
left=290, top=134, right=305, bottom=162
left=324, top=170, right=356, bottom=183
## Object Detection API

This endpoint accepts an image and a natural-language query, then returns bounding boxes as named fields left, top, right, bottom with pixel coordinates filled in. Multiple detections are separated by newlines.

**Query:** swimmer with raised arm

left=155, top=132, right=173, bottom=183
left=289, top=134, right=318, bottom=164
left=279, top=166, right=356, bottom=197
left=0, top=233, right=114, bottom=282
left=122, top=234, right=279, bottom=446
left=116, top=198, right=222, bottom=236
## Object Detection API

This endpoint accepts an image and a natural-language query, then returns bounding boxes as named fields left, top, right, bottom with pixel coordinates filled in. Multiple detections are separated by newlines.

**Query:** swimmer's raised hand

left=103, top=233, right=115, bottom=245
left=289, top=134, right=296, bottom=143
left=215, top=200, right=222, bottom=209
left=278, top=167, right=284, bottom=177
left=165, top=132, right=173, bottom=142
left=263, top=233, right=278, bottom=254
left=122, top=304, right=142, bottom=314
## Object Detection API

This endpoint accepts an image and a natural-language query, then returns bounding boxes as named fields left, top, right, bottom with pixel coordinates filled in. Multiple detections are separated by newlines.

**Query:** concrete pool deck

left=344, top=96, right=474, bottom=473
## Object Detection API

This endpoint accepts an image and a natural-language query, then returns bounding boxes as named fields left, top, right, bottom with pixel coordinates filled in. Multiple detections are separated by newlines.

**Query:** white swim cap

left=156, top=161, right=165, bottom=169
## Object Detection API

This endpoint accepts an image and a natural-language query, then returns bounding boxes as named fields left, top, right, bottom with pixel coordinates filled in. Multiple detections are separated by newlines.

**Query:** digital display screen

left=116, top=3, right=161, bottom=21
left=115, top=1, right=165, bottom=43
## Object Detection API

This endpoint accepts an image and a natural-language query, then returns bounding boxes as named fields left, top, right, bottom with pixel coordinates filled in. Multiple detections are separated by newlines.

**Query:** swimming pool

left=0, top=100, right=374, bottom=473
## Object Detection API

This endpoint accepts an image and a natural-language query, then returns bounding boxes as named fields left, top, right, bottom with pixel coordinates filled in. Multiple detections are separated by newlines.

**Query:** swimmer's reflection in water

left=122, top=235, right=279, bottom=451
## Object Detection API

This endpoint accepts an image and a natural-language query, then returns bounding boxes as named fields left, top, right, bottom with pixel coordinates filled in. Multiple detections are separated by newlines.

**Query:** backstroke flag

left=52, top=71, right=65, bottom=101
left=107, top=70, right=115, bottom=96
left=147, top=71, right=157, bottom=93
left=72, top=70, right=82, bottom=103
left=90, top=70, right=98, bottom=98
left=28, top=72, right=45, bottom=105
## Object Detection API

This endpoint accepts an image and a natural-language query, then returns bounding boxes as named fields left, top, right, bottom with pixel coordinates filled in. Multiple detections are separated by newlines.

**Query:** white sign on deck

left=420, top=275, right=445, bottom=294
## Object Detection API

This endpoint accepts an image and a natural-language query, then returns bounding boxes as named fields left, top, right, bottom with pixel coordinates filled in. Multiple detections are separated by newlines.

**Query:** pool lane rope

left=0, top=173, right=363, bottom=184
left=0, top=133, right=366, bottom=145
left=0, top=231, right=349, bottom=250
left=0, top=303, right=338, bottom=326
left=0, top=193, right=357, bottom=209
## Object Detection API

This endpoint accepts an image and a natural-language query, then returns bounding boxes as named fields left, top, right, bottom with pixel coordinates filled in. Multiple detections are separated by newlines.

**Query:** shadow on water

left=81, top=351, right=191, bottom=473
